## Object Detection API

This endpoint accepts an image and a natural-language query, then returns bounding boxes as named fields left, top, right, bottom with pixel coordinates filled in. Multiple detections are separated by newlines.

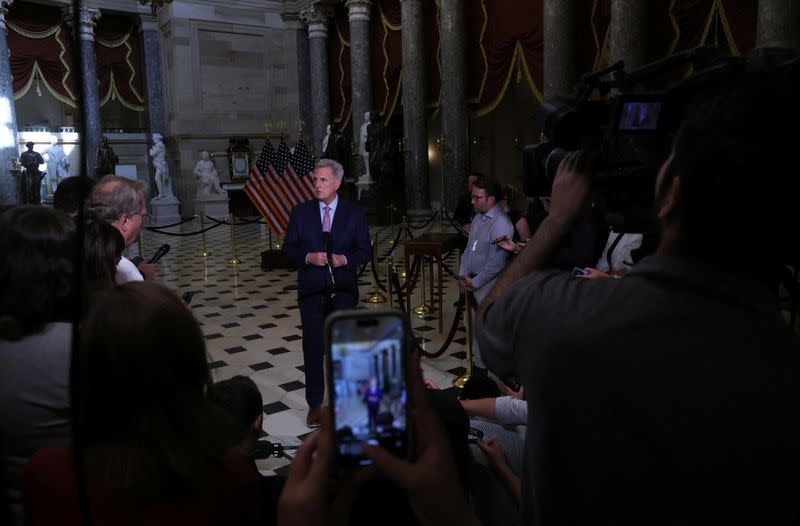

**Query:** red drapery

left=95, top=13, right=145, bottom=111
left=7, top=2, right=76, bottom=106
left=7, top=1, right=144, bottom=112
left=329, top=8, right=352, bottom=131
left=370, top=0, right=402, bottom=126
left=466, top=0, right=544, bottom=118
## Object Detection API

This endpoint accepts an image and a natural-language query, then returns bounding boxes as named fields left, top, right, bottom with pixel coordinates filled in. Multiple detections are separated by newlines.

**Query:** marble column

left=757, top=0, right=800, bottom=49
left=139, top=15, right=167, bottom=137
left=439, top=0, right=468, bottom=210
left=543, top=0, right=578, bottom=98
left=66, top=6, right=102, bottom=178
left=300, top=4, right=333, bottom=159
left=346, top=1, right=373, bottom=156
left=0, top=0, right=20, bottom=205
left=400, top=0, right=428, bottom=213
left=610, top=0, right=650, bottom=71
left=283, top=12, right=313, bottom=153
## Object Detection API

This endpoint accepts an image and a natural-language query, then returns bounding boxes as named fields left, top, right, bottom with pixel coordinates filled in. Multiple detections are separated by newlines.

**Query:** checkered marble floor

left=136, top=214, right=468, bottom=476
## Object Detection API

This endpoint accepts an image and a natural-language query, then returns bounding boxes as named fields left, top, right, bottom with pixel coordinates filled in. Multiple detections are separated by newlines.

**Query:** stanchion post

left=367, top=233, right=387, bottom=303
left=137, top=236, right=143, bottom=258
left=387, top=256, right=394, bottom=308
left=399, top=216, right=408, bottom=279
left=413, top=256, right=431, bottom=316
left=228, top=213, right=241, bottom=265
left=200, top=209, right=211, bottom=258
left=453, top=288, right=472, bottom=388
left=440, top=206, right=445, bottom=231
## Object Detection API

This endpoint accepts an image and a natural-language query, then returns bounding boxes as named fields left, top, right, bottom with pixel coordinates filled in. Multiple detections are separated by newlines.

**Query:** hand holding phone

left=326, top=309, right=408, bottom=467
left=362, top=352, right=481, bottom=525
left=491, top=235, right=509, bottom=245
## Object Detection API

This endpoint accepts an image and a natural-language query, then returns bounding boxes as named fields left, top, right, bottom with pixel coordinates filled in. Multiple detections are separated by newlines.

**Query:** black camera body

left=522, top=46, right=796, bottom=232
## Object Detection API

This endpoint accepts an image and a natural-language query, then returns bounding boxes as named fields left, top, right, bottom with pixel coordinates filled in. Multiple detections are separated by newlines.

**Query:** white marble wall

left=159, top=1, right=301, bottom=215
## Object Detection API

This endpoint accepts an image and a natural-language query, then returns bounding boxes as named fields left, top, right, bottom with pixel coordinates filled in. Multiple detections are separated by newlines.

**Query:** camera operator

left=476, top=71, right=800, bottom=525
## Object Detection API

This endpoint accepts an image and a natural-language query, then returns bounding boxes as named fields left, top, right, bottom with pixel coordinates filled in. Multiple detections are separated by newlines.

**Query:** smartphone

left=491, top=235, right=509, bottom=245
left=325, top=309, right=409, bottom=467
left=572, top=266, right=590, bottom=277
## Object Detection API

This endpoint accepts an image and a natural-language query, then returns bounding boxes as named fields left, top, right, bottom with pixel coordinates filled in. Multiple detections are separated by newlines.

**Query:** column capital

left=300, top=4, right=333, bottom=39
left=346, top=0, right=372, bottom=22
left=138, top=13, right=160, bottom=33
left=0, top=1, right=14, bottom=31
left=63, top=6, right=102, bottom=41
left=280, top=11, right=304, bottom=31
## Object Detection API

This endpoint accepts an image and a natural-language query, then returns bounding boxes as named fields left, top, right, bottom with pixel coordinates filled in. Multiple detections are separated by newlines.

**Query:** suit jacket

left=282, top=198, right=371, bottom=300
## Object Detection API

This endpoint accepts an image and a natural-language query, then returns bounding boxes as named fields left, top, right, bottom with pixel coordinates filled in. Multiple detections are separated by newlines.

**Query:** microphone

left=147, top=243, right=171, bottom=264
left=321, top=231, right=336, bottom=290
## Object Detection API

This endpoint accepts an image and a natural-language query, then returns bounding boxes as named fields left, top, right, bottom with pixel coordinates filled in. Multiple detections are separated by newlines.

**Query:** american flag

left=286, top=138, right=316, bottom=202
left=243, top=140, right=291, bottom=235
left=266, top=137, right=312, bottom=211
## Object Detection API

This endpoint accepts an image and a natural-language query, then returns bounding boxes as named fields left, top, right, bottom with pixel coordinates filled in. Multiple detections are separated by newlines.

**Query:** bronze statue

left=19, top=142, right=44, bottom=205
left=96, top=136, right=119, bottom=178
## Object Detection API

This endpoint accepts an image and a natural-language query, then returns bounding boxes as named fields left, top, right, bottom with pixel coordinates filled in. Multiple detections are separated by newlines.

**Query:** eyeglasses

left=471, top=194, right=488, bottom=202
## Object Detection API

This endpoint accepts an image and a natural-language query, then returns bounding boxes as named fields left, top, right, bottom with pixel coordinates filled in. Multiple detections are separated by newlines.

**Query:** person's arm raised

left=477, top=150, right=593, bottom=318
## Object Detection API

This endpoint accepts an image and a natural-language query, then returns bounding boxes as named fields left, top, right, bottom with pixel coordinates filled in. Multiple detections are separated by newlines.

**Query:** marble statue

left=358, top=111, right=371, bottom=182
left=43, top=135, right=70, bottom=194
left=322, top=124, right=332, bottom=156
left=193, top=151, right=223, bottom=196
left=95, top=136, right=118, bottom=178
left=150, top=133, right=174, bottom=200
left=19, top=142, right=44, bottom=205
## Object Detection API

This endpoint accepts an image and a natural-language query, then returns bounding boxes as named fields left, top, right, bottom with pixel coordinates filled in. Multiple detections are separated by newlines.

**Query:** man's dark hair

left=472, top=176, right=501, bottom=200
left=209, top=376, right=263, bottom=431
left=53, top=176, right=95, bottom=215
left=667, top=68, right=799, bottom=271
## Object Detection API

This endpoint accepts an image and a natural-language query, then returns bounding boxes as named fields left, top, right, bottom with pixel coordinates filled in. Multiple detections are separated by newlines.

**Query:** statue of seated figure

left=193, top=151, right=223, bottom=196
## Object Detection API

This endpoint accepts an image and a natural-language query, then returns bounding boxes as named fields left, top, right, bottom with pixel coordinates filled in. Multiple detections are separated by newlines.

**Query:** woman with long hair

left=0, top=206, right=76, bottom=526
left=23, top=282, right=260, bottom=525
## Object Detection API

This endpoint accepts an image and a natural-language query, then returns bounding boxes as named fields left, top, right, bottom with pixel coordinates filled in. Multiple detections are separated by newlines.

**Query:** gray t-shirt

left=478, top=256, right=800, bottom=525
left=1, top=322, right=72, bottom=525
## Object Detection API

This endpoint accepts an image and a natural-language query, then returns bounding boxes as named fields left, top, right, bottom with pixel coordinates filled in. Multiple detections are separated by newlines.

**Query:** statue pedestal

left=194, top=193, right=229, bottom=220
left=355, top=175, right=373, bottom=200
left=150, top=196, right=181, bottom=226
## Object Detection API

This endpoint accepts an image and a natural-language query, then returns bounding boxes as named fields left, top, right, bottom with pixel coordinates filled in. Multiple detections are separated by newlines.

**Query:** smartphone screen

left=326, top=309, right=408, bottom=466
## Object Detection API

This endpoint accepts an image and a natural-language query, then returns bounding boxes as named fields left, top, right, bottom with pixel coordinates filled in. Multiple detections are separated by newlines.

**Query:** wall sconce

left=435, top=135, right=451, bottom=164
left=397, top=137, right=411, bottom=159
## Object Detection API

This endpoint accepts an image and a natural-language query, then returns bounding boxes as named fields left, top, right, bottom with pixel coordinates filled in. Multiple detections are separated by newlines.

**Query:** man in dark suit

left=282, top=158, right=371, bottom=427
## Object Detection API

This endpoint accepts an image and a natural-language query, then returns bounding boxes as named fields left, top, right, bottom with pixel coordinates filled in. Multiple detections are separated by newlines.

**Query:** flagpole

left=263, top=120, right=275, bottom=249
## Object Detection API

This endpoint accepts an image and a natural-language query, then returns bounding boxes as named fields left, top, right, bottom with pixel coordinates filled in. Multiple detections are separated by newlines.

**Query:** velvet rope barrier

left=142, top=215, right=197, bottom=229
left=389, top=266, right=465, bottom=359
left=405, top=208, right=440, bottom=230
left=205, top=214, right=268, bottom=227
left=143, top=222, right=225, bottom=237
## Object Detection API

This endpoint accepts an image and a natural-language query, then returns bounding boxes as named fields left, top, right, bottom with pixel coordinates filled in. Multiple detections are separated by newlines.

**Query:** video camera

left=522, top=46, right=798, bottom=232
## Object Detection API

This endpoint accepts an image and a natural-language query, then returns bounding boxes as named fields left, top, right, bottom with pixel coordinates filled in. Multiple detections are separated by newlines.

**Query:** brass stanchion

left=413, top=256, right=431, bottom=316
left=453, top=288, right=473, bottom=388
left=398, top=216, right=408, bottom=279
left=199, top=210, right=211, bottom=258
left=387, top=256, right=394, bottom=308
left=228, top=213, right=241, bottom=265
left=367, top=234, right=387, bottom=303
